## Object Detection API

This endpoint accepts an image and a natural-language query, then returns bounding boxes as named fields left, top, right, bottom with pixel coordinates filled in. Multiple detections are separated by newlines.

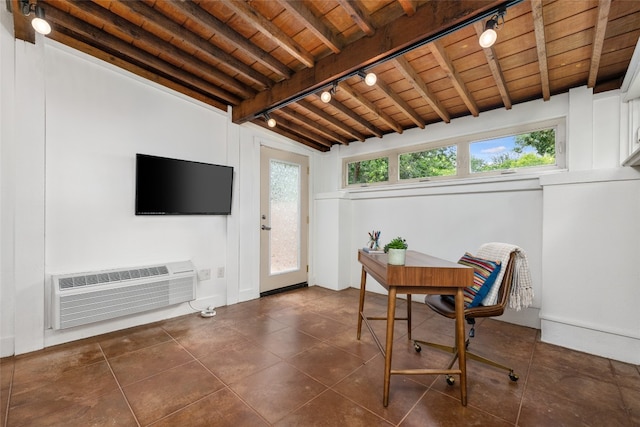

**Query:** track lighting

left=479, top=7, right=505, bottom=48
left=320, top=81, right=338, bottom=103
left=264, top=113, right=276, bottom=128
left=358, top=70, right=377, bottom=86
left=20, top=0, right=51, bottom=35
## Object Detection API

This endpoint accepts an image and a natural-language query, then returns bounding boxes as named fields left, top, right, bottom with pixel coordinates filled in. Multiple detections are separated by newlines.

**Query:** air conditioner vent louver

left=51, top=261, right=196, bottom=329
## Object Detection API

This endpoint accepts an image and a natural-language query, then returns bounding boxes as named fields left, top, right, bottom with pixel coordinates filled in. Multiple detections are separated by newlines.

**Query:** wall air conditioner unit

left=51, top=261, right=196, bottom=330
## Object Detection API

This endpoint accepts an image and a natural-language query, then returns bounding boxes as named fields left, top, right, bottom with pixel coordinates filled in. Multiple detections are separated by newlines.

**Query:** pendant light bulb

left=364, top=72, right=377, bottom=86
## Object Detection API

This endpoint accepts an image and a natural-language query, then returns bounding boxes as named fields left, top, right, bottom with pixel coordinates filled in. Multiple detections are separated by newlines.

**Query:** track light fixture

left=264, top=112, right=276, bottom=128
left=20, top=0, right=51, bottom=35
left=357, top=70, right=377, bottom=86
left=320, top=81, right=338, bottom=103
left=479, top=7, right=505, bottom=48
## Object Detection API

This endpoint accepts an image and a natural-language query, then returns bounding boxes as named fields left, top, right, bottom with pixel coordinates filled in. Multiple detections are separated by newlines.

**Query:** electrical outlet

left=198, top=269, right=211, bottom=281
left=217, top=267, right=225, bottom=278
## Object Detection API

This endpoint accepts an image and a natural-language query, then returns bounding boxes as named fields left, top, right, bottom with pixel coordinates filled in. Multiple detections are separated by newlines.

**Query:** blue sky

left=470, top=135, right=534, bottom=163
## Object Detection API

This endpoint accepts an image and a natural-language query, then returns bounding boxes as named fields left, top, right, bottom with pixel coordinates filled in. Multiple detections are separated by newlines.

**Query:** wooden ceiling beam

left=297, top=100, right=365, bottom=142
left=531, top=0, right=551, bottom=100
left=397, top=0, right=418, bottom=17
left=338, top=82, right=403, bottom=134
left=64, top=0, right=253, bottom=99
left=114, top=0, right=272, bottom=90
left=587, top=0, right=611, bottom=88
left=278, top=107, right=349, bottom=145
left=224, top=0, right=314, bottom=68
left=392, top=57, right=451, bottom=123
left=270, top=112, right=333, bottom=147
left=373, top=77, right=425, bottom=129
left=10, top=0, right=35, bottom=43
left=172, top=0, right=292, bottom=80
left=474, top=21, right=512, bottom=109
left=233, top=0, right=504, bottom=123
left=336, top=0, right=375, bottom=36
left=44, top=5, right=241, bottom=105
left=276, top=0, right=343, bottom=54
left=251, top=119, right=329, bottom=151
left=429, top=40, right=479, bottom=116
left=322, top=96, right=384, bottom=139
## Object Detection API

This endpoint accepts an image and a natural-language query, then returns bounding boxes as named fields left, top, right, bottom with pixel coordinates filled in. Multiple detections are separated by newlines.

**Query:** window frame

left=342, top=118, right=565, bottom=188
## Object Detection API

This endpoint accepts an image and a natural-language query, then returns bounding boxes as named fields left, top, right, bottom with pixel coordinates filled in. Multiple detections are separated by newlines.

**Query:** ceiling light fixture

left=20, top=0, right=51, bottom=35
left=357, top=70, right=377, bottom=86
left=264, top=113, right=276, bottom=128
left=320, top=81, right=338, bottom=103
left=479, top=7, right=505, bottom=48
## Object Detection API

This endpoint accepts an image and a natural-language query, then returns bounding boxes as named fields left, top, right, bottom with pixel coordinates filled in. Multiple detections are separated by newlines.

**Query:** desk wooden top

left=358, top=249, right=473, bottom=288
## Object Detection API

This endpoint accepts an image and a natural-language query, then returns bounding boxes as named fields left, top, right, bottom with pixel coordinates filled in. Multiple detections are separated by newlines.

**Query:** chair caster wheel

left=445, top=375, right=455, bottom=386
left=509, top=371, right=519, bottom=382
left=413, top=342, right=421, bottom=353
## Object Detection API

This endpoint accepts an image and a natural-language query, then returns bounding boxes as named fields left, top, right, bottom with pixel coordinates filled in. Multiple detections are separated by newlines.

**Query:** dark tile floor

left=1, top=286, right=639, bottom=426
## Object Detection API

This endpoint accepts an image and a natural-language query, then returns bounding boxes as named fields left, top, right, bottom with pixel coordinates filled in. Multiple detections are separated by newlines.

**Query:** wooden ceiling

left=10, top=0, right=640, bottom=151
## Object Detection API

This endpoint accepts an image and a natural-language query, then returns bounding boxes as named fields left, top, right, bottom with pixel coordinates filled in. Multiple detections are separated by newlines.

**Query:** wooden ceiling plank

left=275, top=0, right=343, bottom=54
left=66, top=0, right=254, bottom=99
left=233, top=0, right=504, bottom=123
left=323, top=96, right=384, bottom=138
left=224, top=0, right=314, bottom=68
left=530, top=0, right=551, bottom=100
left=115, top=0, right=272, bottom=90
left=171, top=0, right=292, bottom=79
left=587, top=0, right=611, bottom=88
left=336, top=0, right=375, bottom=36
left=397, top=0, right=418, bottom=17
left=373, top=78, right=425, bottom=128
left=429, top=40, right=479, bottom=116
left=49, top=31, right=227, bottom=111
left=44, top=5, right=242, bottom=105
left=278, top=107, right=349, bottom=144
left=338, top=82, right=403, bottom=134
left=271, top=112, right=333, bottom=147
left=474, top=21, right=512, bottom=109
left=297, top=100, right=365, bottom=142
left=392, top=57, right=451, bottom=123
left=252, top=119, right=328, bottom=151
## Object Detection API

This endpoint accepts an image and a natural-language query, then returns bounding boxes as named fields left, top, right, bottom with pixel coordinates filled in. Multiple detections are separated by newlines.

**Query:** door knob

left=261, top=225, right=272, bottom=230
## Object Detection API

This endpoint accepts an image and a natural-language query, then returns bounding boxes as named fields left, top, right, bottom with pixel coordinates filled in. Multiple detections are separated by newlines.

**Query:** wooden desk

left=357, top=249, right=474, bottom=406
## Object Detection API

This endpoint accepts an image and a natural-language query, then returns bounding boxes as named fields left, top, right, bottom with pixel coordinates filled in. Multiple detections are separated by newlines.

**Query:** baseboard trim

left=260, top=282, right=308, bottom=298
left=541, top=318, right=640, bottom=364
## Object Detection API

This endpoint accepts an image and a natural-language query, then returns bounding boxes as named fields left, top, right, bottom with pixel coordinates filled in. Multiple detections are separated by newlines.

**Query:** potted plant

left=384, top=237, right=408, bottom=265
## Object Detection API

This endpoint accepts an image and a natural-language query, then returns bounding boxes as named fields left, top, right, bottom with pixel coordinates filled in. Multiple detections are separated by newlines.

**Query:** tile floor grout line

left=98, top=342, right=142, bottom=427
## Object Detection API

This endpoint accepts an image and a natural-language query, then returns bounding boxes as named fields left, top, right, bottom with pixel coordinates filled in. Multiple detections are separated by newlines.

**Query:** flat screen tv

left=135, top=154, right=233, bottom=215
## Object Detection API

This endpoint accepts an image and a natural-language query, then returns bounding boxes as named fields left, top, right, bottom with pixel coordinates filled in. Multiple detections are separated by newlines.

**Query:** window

left=346, top=157, right=389, bottom=185
left=399, top=145, right=457, bottom=180
left=343, top=119, right=564, bottom=187
left=470, top=129, right=556, bottom=174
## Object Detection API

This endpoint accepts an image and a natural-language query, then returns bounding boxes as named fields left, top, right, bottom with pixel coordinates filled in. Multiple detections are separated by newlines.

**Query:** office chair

left=413, top=247, right=519, bottom=385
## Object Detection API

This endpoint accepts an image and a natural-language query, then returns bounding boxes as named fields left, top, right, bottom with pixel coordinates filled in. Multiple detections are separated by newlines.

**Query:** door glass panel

left=269, top=160, right=300, bottom=275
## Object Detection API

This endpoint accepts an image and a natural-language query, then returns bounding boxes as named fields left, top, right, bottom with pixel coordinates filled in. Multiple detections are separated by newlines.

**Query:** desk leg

left=406, top=294, right=412, bottom=340
left=456, top=287, right=467, bottom=406
left=383, top=286, right=397, bottom=407
left=357, top=266, right=367, bottom=340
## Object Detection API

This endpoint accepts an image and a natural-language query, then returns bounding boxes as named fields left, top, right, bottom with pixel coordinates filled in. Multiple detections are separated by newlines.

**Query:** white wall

left=0, top=14, right=313, bottom=356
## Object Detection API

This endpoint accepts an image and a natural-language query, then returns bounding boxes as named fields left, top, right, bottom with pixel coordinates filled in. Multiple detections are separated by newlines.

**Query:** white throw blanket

left=477, top=242, right=534, bottom=311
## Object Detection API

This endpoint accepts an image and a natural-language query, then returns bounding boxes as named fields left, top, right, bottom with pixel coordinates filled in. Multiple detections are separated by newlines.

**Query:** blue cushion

left=457, top=253, right=501, bottom=308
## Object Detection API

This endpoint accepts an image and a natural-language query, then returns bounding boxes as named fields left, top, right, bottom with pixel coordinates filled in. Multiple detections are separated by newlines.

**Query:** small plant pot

left=387, top=248, right=406, bottom=265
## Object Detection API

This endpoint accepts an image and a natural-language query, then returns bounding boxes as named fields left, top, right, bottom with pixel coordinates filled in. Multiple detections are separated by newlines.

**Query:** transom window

left=344, top=119, right=564, bottom=187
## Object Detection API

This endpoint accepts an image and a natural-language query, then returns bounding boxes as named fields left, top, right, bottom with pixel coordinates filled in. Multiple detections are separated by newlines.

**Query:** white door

left=260, top=146, right=309, bottom=295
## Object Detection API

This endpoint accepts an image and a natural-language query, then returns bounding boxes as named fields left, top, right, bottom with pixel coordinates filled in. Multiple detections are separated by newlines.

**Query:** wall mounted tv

left=135, top=154, right=233, bottom=215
